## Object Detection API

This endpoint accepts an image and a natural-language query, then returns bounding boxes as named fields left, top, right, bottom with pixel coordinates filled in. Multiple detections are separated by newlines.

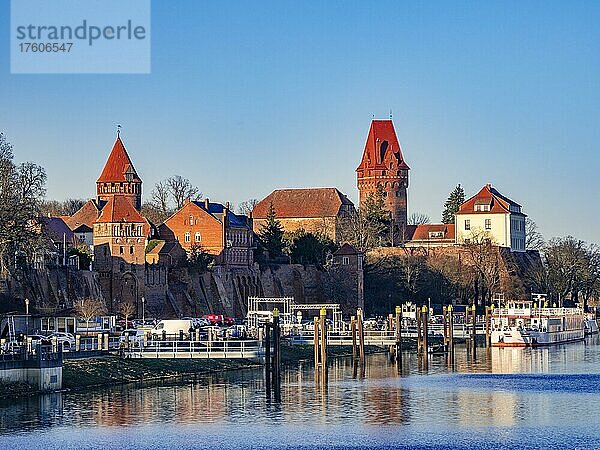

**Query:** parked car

left=119, top=329, right=146, bottom=347
left=225, top=325, right=248, bottom=339
left=48, top=332, right=76, bottom=350
left=29, top=334, right=52, bottom=346
left=204, top=314, right=224, bottom=325
left=116, top=319, right=136, bottom=331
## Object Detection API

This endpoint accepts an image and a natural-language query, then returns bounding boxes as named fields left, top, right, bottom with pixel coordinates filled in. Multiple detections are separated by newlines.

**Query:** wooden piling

left=448, top=305, right=454, bottom=356
left=471, top=304, right=477, bottom=357
left=264, top=322, right=271, bottom=397
left=416, top=308, right=423, bottom=353
left=357, top=308, right=365, bottom=362
left=313, top=316, right=319, bottom=367
left=272, top=308, right=281, bottom=402
left=485, top=306, right=490, bottom=347
left=350, top=316, right=357, bottom=360
left=422, top=306, right=428, bottom=355
left=319, top=308, right=327, bottom=382
left=394, top=305, right=402, bottom=363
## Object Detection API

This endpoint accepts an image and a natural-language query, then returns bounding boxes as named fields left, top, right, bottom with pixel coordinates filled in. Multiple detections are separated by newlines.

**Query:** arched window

left=184, top=232, right=191, bottom=243
left=195, top=232, right=201, bottom=242
left=189, top=215, right=194, bottom=225
left=379, top=140, right=388, bottom=162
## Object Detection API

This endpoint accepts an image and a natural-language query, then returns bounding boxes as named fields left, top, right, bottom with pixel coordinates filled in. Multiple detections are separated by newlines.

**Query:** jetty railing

left=122, top=339, right=261, bottom=359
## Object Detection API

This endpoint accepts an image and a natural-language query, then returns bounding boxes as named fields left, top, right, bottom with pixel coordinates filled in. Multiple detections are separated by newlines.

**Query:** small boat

left=490, top=300, right=585, bottom=347
left=427, top=343, right=446, bottom=354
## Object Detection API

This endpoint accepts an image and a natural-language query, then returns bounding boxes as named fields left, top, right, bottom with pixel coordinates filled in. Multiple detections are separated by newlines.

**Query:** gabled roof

left=357, top=119, right=410, bottom=171
left=252, top=188, right=354, bottom=219
left=457, top=184, right=523, bottom=215
left=334, top=243, right=360, bottom=256
left=97, top=136, right=141, bottom=183
left=66, top=199, right=104, bottom=231
left=39, top=217, right=76, bottom=244
left=405, top=223, right=455, bottom=242
left=96, top=195, right=145, bottom=223
left=190, top=200, right=250, bottom=228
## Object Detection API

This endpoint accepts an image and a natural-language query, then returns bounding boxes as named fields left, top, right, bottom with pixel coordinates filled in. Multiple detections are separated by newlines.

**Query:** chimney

left=204, top=198, right=209, bottom=209
left=486, top=183, right=491, bottom=189
left=183, top=197, right=190, bottom=206
left=225, top=201, right=230, bottom=210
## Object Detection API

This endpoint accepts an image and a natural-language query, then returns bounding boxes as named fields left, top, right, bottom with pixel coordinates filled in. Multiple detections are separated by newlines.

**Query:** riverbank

left=0, top=343, right=387, bottom=398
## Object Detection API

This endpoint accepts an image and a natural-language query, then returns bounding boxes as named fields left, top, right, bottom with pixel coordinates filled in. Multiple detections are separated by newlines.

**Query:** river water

left=2, top=338, right=600, bottom=449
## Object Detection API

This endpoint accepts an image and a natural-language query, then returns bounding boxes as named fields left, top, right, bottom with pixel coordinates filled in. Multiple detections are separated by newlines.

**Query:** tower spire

left=117, top=124, right=122, bottom=138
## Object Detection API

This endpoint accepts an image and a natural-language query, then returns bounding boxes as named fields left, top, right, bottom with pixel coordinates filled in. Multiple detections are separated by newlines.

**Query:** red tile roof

left=66, top=199, right=103, bottom=231
left=252, top=188, right=354, bottom=219
left=457, top=184, right=523, bottom=215
left=96, top=195, right=145, bottom=223
left=334, top=243, right=360, bottom=256
left=97, top=136, right=141, bottom=183
left=407, top=223, right=455, bottom=241
left=356, top=120, right=410, bottom=172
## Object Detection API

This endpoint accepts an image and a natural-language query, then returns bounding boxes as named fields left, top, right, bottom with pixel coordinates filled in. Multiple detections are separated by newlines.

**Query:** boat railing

left=493, top=307, right=583, bottom=317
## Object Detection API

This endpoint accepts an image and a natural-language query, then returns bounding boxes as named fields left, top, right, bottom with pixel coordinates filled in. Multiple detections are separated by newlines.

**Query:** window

left=342, top=256, right=350, bottom=265
left=464, top=220, right=470, bottom=230
left=119, top=246, right=124, bottom=254
left=464, top=238, right=471, bottom=244
left=189, top=215, right=194, bottom=225
left=184, top=232, right=191, bottom=243
left=130, top=246, right=134, bottom=254
left=485, top=219, right=491, bottom=230
left=195, top=232, right=201, bottom=242
left=396, top=191, right=402, bottom=197
left=475, top=204, right=490, bottom=212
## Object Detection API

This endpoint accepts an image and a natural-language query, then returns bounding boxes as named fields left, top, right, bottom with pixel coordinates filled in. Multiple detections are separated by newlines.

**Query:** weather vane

left=117, top=124, right=122, bottom=137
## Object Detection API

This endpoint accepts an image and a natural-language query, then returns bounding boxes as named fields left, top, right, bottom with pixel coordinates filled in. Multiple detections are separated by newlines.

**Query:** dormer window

left=475, top=204, right=491, bottom=212
left=429, top=231, right=444, bottom=239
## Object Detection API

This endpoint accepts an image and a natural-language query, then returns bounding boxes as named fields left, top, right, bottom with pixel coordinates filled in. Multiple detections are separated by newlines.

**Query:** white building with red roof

left=455, top=183, right=526, bottom=252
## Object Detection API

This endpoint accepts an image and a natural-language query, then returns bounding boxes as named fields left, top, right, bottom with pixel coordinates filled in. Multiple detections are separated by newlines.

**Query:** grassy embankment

left=0, top=343, right=390, bottom=398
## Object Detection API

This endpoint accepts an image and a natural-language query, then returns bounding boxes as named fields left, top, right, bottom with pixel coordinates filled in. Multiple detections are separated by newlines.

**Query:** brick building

left=252, top=188, right=354, bottom=240
left=159, top=198, right=255, bottom=267
left=356, top=119, right=410, bottom=225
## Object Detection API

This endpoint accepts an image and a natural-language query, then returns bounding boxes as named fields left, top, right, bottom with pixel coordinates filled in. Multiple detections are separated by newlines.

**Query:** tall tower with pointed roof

left=97, top=134, right=142, bottom=211
left=356, top=119, right=410, bottom=224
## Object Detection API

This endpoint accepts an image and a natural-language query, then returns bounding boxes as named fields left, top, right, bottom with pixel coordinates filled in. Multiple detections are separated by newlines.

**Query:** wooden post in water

left=485, top=306, right=490, bottom=347
left=442, top=306, right=448, bottom=351
left=448, top=305, right=454, bottom=357
left=471, top=304, right=477, bottom=357
left=264, top=321, right=271, bottom=397
left=357, top=308, right=365, bottom=362
left=350, top=316, right=357, bottom=360
left=416, top=308, right=423, bottom=354
left=313, top=316, right=320, bottom=375
left=422, top=306, right=428, bottom=355
left=395, top=305, right=402, bottom=363
left=319, top=308, right=328, bottom=382
left=272, top=308, right=281, bottom=402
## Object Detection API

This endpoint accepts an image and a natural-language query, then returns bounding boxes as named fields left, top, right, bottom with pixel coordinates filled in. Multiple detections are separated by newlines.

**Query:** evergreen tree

left=442, top=184, right=465, bottom=224
left=259, top=201, right=285, bottom=258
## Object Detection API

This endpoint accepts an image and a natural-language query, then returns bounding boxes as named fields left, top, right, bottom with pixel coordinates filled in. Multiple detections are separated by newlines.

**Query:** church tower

left=356, top=119, right=410, bottom=224
left=96, top=132, right=142, bottom=211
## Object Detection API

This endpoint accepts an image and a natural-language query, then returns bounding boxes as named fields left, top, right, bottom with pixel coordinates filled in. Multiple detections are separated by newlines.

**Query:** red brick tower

left=356, top=119, right=410, bottom=224
left=96, top=132, right=142, bottom=211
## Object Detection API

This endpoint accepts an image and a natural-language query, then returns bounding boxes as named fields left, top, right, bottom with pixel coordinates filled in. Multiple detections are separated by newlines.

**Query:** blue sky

left=1, top=1, right=599, bottom=244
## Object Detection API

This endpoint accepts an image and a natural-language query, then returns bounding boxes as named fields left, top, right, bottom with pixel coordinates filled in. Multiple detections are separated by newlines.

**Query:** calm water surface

left=3, top=337, right=600, bottom=449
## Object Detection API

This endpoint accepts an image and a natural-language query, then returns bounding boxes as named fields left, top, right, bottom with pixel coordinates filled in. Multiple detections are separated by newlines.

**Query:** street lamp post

left=24, top=298, right=29, bottom=336
left=141, top=297, right=145, bottom=323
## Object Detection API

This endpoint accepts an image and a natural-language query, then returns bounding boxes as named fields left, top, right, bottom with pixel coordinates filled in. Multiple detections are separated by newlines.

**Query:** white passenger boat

left=490, top=300, right=585, bottom=347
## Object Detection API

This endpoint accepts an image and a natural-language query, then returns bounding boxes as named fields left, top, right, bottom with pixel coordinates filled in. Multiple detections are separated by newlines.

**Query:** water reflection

left=2, top=336, right=600, bottom=449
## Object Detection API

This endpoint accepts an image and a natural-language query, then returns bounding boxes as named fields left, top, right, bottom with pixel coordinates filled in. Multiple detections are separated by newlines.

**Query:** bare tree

left=75, top=298, right=107, bottom=335
left=117, top=299, right=137, bottom=329
left=151, top=180, right=170, bottom=215
left=463, top=230, right=501, bottom=306
left=525, top=218, right=545, bottom=250
left=238, top=198, right=259, bottom=216
left=407, top=212, right=431, bottom=226
left=166, top=175, right=201, bottom=209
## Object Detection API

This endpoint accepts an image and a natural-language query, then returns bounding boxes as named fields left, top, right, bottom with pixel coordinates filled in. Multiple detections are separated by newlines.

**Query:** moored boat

left=490, top=300, right=585, bottom=347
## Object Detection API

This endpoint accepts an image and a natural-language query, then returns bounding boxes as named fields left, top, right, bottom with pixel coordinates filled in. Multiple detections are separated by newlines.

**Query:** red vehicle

left=223, top=317, right=235, bottom=326
left=204, top=314, right=224, bottom=325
